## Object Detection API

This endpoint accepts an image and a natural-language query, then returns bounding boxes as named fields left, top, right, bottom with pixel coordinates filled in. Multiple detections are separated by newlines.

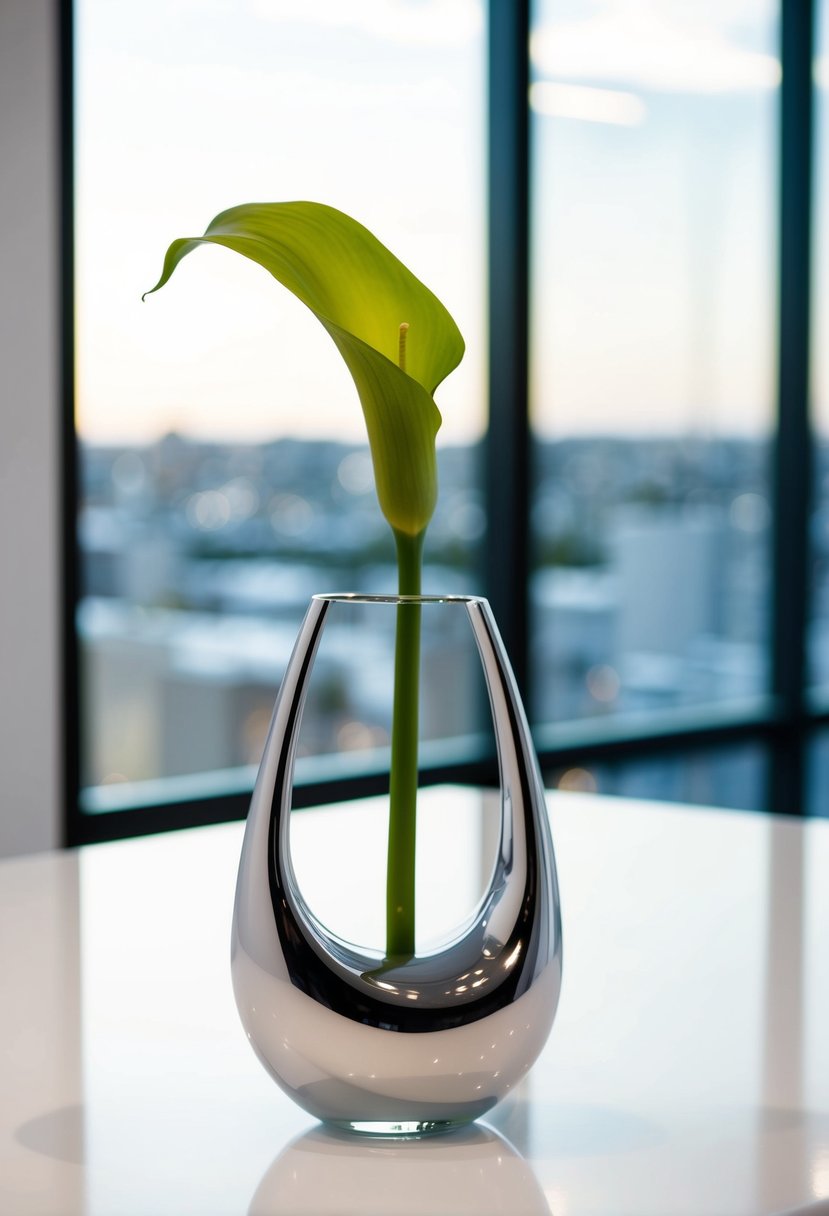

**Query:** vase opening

left=287, top=596, right=500, bottom=961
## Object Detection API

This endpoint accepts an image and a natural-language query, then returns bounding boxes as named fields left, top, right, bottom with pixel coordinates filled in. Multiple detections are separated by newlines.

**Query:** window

left=530, top=0, right=776, bottom=730
left=70, top=0, right=487, bottom=838
left=812, top=0, right=829, bottom=694
left=66, top=0, right=828, bottom=843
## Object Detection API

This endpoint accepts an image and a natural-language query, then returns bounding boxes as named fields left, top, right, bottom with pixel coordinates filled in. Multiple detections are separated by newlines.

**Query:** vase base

left=326, top=1118, right=473, bottom=1139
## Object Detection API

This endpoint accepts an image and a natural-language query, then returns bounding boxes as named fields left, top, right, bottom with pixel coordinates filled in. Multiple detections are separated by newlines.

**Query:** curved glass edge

left=326, top=1118, right=474, bottom=1138
left=312, top=593, right=487, bottom=606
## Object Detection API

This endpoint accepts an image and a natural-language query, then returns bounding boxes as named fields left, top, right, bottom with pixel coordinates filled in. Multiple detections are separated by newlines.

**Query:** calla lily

left=143, top=201, right=465, bottom=541
left=145, top=201, right=465, bottom=959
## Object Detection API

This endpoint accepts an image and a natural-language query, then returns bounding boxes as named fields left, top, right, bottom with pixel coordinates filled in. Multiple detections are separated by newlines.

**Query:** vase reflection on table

left=231, top=593, right=563, bottom=1135
left=248, top=1121, right=550, bottom=1216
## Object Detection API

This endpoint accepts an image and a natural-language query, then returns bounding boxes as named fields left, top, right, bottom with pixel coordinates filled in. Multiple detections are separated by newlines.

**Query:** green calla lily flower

left=143, top=201, right=465, bottom=539
left=146, top=201, right=465, bottom=959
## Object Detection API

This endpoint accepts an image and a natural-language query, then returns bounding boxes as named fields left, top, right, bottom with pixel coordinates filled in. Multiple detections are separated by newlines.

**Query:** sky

left=75, top=0, right=829, bottom=446
left=75, top=0, right=485, bottom=445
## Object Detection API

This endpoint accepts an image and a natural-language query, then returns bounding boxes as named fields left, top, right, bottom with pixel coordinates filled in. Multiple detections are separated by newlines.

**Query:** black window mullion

left=486, top=0, right=531, bottom=700
left=770, top=0, right=816, bottom=815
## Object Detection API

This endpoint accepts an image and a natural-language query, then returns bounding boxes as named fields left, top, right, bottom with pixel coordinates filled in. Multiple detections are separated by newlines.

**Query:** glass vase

left=231, top=594, right=562, bottom=1136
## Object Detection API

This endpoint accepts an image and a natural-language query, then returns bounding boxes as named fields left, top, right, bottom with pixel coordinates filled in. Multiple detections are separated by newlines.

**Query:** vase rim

left=311, top=592, right=487, bottom=606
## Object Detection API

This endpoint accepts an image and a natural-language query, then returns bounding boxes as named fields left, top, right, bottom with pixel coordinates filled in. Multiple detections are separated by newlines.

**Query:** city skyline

left=77, top=427, right=779, bottom=810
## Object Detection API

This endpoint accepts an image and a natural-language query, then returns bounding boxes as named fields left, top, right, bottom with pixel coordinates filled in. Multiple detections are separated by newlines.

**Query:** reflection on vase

left=232, top=594, right=563, bottom=1133
left=248, top=1122, right=550, bottom=1216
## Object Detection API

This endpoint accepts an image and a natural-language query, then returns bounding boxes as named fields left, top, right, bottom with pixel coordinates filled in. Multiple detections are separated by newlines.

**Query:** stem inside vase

left=386, top=529, right=424, bottom=958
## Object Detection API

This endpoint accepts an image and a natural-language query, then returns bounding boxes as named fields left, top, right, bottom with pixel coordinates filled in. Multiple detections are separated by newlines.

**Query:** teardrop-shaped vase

left=231, top=594, right=562, bottom=1135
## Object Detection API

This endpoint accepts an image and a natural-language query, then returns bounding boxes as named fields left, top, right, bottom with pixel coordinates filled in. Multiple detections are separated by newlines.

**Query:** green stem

left=386, top=528, right=424, bottom=958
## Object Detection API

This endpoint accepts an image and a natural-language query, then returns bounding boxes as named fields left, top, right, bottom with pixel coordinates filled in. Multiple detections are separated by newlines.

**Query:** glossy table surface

left=1, top=788, right=828, bottom=1216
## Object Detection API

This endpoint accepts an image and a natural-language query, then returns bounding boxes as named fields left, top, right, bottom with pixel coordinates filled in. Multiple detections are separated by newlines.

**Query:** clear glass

left=232, top=595, right=562, bottom=1133
left=529, top=0, right=778, bottom=729
left=74, top=1, right=486, bottom=801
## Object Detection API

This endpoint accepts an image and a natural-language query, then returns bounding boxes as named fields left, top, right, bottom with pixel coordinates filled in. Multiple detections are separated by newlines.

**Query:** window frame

left=63, top=0, right=827, bottom=846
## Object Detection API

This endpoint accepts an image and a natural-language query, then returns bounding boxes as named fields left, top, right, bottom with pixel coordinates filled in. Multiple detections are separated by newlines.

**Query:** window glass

left=75, top=0, right=485, bottom=798
left=547, top=743, right=766, bottom=812
left=808, top=732, right=829, bottom=817
left=529, top=0, right=778, bottom=729
left=811, top=0, right=829, bottom=690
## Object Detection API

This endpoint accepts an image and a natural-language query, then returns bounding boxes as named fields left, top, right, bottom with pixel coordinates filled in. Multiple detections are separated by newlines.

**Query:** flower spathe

left=143, top=201, right=465, bottom=538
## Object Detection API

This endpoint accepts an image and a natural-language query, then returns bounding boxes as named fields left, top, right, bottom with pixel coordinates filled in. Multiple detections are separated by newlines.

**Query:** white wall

left=0, top=1, right=61, bottom=856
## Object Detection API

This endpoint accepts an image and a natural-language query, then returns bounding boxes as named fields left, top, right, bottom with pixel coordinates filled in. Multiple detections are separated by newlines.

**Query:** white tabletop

left=1, top=788, right=828, bottom=1216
